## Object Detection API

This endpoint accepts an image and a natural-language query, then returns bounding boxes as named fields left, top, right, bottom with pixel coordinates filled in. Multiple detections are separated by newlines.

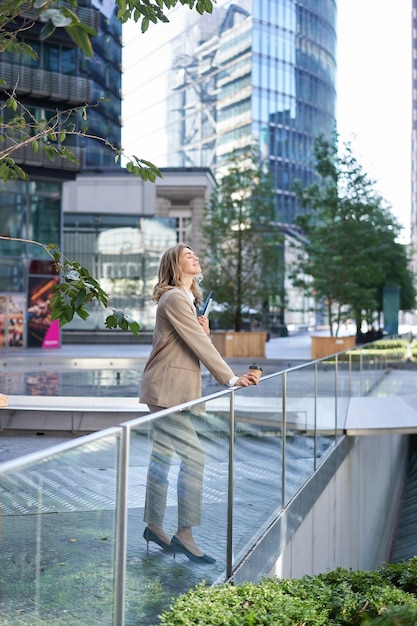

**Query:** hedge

left=157, top=558, right=417, bottom=626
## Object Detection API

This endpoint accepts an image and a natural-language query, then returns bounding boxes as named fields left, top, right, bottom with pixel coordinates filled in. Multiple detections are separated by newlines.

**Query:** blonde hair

left=152, top=244, right=203, bottom=304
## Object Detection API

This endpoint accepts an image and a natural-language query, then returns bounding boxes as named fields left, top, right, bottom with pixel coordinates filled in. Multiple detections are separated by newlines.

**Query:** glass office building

left=123, top=0, right=337, bottom=224
left=0, top=0, right=122, bottom=347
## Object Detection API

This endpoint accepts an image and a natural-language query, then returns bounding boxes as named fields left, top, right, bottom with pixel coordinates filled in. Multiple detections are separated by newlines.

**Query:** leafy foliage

left=159, top=558, right=417, bottom=626
left=116, top=0, right=213, bottom=31
left=0, top=236, right=140, bottom=337
left=1, top=0, right=214, bottom=55
left=291, top=136, right=415, bottom=336
left=201, top=146, right=282, bottom=331
left=0, top=91, right=162, bottom=182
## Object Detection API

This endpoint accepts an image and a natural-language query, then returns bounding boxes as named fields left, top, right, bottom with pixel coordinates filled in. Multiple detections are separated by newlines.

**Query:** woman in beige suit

left=140, top=244, right=258, bottom=564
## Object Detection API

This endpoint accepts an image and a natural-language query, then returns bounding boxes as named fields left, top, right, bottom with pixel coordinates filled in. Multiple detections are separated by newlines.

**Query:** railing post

left=226, top=390, right=235, bottom=580
left=113, top=424, right=130, bottom=626
left=335, top=353, right=338, bottom=438
left=281, top=371, right=287, bottom=509
left=349, top=350, right=352, bottom=398
left=314, top=361, right=318, bottom=471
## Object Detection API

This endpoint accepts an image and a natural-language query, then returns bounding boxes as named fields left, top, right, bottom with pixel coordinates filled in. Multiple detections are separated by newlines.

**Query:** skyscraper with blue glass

left=123, top=0, right=337, bottom=224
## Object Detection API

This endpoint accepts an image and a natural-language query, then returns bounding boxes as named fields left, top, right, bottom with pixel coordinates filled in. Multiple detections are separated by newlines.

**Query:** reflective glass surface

left=127, top=398, right=232, bottom=619
left=336, top=355, right=351, bottom=430
left=284, top=365, right=316, bottom=503
left=0, top=431, right=120, bottom=623
left=231, top=378, right=283, bottom=561
left=316, top=357, right=338, bottom=437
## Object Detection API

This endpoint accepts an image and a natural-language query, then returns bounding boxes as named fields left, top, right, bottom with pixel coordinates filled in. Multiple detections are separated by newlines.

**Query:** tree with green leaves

left=291, top=135, right=415, bottom=336
left=200, top=146, right=281, bottom=332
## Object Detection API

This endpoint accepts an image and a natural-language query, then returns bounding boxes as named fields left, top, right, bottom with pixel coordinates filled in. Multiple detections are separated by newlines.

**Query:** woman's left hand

left=197, top=315, right=210, bottom=336
left=235, top=373, right=259, bottom=386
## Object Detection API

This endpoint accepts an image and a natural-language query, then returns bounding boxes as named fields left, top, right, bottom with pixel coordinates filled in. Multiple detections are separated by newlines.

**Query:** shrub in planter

left=157, top=558, right=417, bottom=626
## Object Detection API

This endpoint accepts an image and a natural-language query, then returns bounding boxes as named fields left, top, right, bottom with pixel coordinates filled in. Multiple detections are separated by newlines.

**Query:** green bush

left=368, top=340, right=408, bottom=351
left=410, top=340, right=417, bottom=359
left=337, top=339, right=409, bottom=363
left=157, top=559, right=417, bottom=626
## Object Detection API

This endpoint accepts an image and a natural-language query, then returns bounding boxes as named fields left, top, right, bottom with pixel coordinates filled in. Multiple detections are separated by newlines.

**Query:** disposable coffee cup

left=0, top=394, right=8, bottom=407
left=248, top=364, right=263, bottom=382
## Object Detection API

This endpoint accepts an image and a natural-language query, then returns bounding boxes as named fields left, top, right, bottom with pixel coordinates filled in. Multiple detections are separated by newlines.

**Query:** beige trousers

left=143, top=407, right=205, bottom=528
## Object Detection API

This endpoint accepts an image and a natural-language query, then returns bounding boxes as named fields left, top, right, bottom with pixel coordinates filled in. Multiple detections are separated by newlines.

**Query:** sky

left=336, top=0, right=412, bottom=242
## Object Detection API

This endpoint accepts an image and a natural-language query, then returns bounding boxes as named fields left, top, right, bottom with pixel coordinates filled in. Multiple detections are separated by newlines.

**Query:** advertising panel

left=27, top=276, right=60, bottom=348
left=0, top=294, right=25, bottom=348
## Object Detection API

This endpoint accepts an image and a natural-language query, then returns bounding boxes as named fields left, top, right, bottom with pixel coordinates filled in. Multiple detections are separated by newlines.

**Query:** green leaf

left=40, top=20, right=56, bottom=40
left=0, top=159, right=28, bottom=182
left=6, top=97, right=17, bottom=112
left=65, top=24, right=94, bottom=58
left=129, top=321, right=141, bottom=338
left=75, top=306, right=89, bottom=320
left=73, top=288, right=87, bottom=309
left=141, top=17, right=150, bottom=32
left=51, top=12, right=73, bottom=27
left=105, top=314, right=118, bottom=329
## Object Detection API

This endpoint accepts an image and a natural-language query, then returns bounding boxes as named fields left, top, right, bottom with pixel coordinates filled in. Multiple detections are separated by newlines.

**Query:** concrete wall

left=62, top=172, right=156, bottom=216
left=270, top=433, right=407, bottom=579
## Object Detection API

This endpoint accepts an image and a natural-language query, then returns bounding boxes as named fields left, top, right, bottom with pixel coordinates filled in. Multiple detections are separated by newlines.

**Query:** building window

left=170, top=211, right=192, bottom=244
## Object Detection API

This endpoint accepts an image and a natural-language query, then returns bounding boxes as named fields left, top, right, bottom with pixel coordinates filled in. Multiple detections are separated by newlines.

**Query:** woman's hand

left=235, top=372, right=259, bottom=387
left=197, top=315, right=210, bottom=336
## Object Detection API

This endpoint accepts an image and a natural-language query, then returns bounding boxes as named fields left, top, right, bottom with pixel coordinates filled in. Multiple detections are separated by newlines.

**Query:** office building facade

left=0, top=0, right=123, bottom=347
left=123, top=0, right=337, bottom=225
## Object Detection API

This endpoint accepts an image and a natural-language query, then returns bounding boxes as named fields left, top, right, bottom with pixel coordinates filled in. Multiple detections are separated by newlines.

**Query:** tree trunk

left=326, top=298, right=333, bottom=336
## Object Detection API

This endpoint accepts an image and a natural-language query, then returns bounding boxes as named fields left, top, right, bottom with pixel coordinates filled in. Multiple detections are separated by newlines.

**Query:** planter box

left=211, top=331, right=267, bottom=357
left=311, top=335, right=356, bottom=359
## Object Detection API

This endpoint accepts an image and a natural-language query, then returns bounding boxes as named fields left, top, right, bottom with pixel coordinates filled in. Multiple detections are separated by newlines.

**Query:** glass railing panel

left=283, top=364, right=318, bottom=504
left=335, top=352, right=351, bottom=428
left=315, top=356, right=340, bottom=444
left=125, top=391, right=233, bottom=622
left=347, top=349, right=363, bottom=396
left=345, top=341, right=392, bottom=398
left=359, top=344, right=380, bottom=395
left=229, top=374, right=283, bottom=563
left=0, top=429, right=121, bottom=624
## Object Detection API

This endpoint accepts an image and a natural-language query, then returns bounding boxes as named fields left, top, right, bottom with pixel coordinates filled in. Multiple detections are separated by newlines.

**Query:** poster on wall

left=27, top=276, right=60, bottom=348
left=0, top=294, right=25, bottom=348
left=7, top=294, right=25, bottom=347
left=0, top=295, right=5, bottom=348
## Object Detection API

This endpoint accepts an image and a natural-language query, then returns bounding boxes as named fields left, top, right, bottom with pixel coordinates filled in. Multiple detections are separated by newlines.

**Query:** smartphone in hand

left=201, top=291, right=213, bottom=317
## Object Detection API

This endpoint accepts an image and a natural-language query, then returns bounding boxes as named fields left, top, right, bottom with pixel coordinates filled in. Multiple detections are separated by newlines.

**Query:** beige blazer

left=139, top=288, right=235, bottom=408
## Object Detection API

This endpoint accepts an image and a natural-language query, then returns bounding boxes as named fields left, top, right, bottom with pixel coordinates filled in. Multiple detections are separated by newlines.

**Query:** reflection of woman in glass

left=140, top=244, right=258, bottom=564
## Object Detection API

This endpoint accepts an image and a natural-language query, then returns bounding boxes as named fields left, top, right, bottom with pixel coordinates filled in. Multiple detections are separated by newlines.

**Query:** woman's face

left=179, top=247, right=201, bottom=278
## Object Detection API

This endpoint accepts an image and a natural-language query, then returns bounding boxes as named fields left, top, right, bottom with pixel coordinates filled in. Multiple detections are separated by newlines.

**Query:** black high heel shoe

left=143, top=527, right=172, bottom=552
left=170, top=535, right=216, bottom=564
